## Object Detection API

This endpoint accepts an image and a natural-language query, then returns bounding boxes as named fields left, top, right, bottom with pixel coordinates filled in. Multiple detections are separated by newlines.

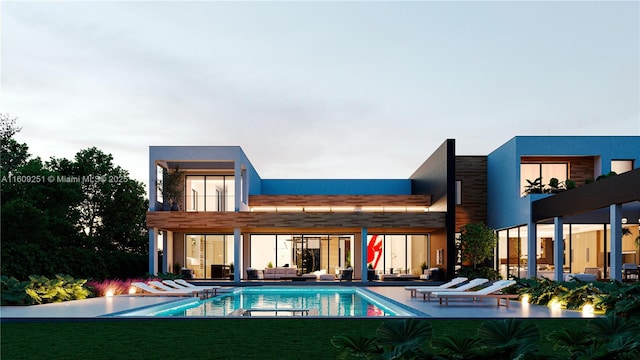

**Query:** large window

left=185, top=175, right=235, bottom=211
left=497, top=226, right=527, bottom=279
left=520, top=163, right=568, bottom=196
left=367, top=234, right=429, bottom=276
left=250, top=234, right=354, bottom=275
left=184, top=234, right=234, bottom=279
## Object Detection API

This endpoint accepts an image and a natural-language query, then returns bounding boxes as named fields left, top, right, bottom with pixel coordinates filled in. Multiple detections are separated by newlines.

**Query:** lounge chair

left=405, top=277, right=468, bottom=298
left=432, top=279, right=518, bottom=308
left=165, top=280, right=220, bottom=295
left=162, top=279, right=189, bottom=289
left=130, top=282, right=202, bottom=297
left=416, top=278, right=488, bottom=301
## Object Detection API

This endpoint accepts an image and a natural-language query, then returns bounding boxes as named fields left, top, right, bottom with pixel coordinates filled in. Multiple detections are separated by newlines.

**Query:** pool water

left=122, top=286, right=419, bottom=317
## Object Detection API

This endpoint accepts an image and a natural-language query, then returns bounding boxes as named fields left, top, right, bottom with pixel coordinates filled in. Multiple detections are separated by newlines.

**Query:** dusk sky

left=1, top=1, right=638, bottom=190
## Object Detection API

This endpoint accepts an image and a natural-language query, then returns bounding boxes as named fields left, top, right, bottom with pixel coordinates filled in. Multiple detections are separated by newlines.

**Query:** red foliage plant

left=86, top=278, right=160, bottom=297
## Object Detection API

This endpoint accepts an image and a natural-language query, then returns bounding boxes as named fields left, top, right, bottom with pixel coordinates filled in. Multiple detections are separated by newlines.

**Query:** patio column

left=234, top=228, right=241, bottom=283
left=553, top=217, right=564, bottom=282
left=610, top=204, right=623, bottom=282
left=361, top=227, right=368, bottom=284
left=527, top=222, right=537, bottom=279
left=149, top=227, right=158, bottom=275
left=161, top=231, right=170, bottom=273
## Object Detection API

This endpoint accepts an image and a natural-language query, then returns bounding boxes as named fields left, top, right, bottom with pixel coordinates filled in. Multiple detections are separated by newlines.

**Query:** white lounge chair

left=175, top=279, right=221, bottom=292
left=162, top=279, right=189, bottom=289
left=416, top=278, right=489, bottom=301
left=405, top=277, right=468, bottom=298
left=130, top=282, right=201, bottom=297
left=432, top=279, right=519, bottom=308
left=161, top=280, right=220, bottom=295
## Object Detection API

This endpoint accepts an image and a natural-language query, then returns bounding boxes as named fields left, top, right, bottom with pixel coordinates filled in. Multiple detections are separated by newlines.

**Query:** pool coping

left=0, top=285, right=597, bottom=320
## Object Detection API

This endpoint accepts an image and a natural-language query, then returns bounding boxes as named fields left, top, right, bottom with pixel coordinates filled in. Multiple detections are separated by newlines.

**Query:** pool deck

left=0, top=284, right=594, bottom=319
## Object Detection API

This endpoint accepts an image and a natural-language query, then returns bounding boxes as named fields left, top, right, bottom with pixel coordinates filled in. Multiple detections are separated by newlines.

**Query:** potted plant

left=523, top=177, right=544, bottom=195
left=158, top=166, right=184, bottom=211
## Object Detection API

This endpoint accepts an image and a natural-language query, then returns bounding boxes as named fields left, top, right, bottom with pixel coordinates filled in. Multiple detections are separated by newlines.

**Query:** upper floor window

left=611, top=160, right=633, bottom=175
left=156, top=165, right=164, bottom=203
left=185, top=175, right=235, bottom=212
left=520, top=163, right=567, bottom=196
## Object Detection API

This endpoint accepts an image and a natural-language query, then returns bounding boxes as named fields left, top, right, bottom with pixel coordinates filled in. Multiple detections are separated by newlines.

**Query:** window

left=156, top=165, right=164, bottom=203
left=520, top=162, right=568, bottom=196
left=185, top=175, right=235, bottom=211
left=611, top=160, right=633, bottom=175
left=455, top=181, right=462, bottom=205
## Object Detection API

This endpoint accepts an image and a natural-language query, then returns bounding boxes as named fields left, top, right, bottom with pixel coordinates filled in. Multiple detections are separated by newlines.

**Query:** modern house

left=488, top=136, right=640, bottom=282
left=146, top=136, right=640, bottom=283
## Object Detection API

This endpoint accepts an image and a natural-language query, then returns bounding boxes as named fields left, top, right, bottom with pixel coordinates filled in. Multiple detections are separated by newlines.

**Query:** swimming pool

left=114, top=286, right=423, bottom=317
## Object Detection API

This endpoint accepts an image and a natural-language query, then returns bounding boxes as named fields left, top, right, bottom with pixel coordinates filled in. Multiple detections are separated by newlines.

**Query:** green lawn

left=0, top=318, right=591, bottom=359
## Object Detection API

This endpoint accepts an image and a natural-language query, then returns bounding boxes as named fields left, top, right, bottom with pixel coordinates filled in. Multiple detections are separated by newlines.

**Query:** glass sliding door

left=249, top=234, right=354, bottom=276
left=185, top=234, right=234, bottom=279
left=250, top=235, right=276, bottom=270
left=368, top=234, right=429, bottom=276
left=294, top=236, right=321, bottom=274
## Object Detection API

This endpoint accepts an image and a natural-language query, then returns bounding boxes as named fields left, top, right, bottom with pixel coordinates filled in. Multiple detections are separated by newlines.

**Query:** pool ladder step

left=226, top=308, right=318, bottom=317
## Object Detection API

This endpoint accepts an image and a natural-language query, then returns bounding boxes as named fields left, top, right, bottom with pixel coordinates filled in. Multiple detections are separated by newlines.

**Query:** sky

left=1, top=0, right=639, bottom=190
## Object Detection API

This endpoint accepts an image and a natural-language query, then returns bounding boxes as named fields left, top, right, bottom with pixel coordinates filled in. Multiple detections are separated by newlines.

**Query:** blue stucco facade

left=487, top=136, right=640, bottom=230
left=260, top=179, right=411, bottom=195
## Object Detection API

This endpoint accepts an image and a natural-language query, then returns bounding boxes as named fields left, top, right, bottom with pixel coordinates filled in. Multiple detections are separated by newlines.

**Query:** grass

left=1, top=318, right=590, bottom=359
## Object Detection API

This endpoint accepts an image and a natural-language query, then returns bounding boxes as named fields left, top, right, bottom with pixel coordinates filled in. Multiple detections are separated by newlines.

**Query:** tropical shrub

left=515, top=278, right=640, bottom=318
left=1, top=274, right=93, bottom=305
left=332, top=319, right=433, bottom=359
left=25, top=274, right=92, bottom=305
left=333, top=318, right=639, bottom=359
left=547, top=315, right=640, bottom=359
left=1, top=275, right=31, bottom=305
left=477, top=318, right=540, bottom=359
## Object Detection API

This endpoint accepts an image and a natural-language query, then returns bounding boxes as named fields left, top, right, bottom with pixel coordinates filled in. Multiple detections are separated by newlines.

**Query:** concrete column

left=234, top=228, right=241, bottom=283
left=610, top=204, right=623, bottom=282
left=361, top=227, right=368, bottom=284
left=234, top=161, right=241, bottom=212
left=148, top=227, right=158, bottom=275
left=161, top=231, right=170, bottom=273
left=527, top=222, right=537, bottom=279
left=553, top=217, right=564, bottom=282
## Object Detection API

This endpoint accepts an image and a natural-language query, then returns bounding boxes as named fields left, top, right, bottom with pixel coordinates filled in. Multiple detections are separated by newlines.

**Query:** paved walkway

left=368, top=286, right=590, bottom=318
left=0, top=285, right=595, bottom=319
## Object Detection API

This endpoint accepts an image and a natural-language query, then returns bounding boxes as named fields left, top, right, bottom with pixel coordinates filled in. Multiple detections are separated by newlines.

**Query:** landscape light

left=582, top=303, right=594, bottom=315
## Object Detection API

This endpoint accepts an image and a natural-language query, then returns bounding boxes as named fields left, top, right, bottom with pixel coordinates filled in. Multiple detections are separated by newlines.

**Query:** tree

left=1, top=116, right=148, bottom=279
left=457, top=223, right=497, bottom=269
left=1, top=113, right=29, bottom=174
left=48, top=147, right=148, bottom=254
